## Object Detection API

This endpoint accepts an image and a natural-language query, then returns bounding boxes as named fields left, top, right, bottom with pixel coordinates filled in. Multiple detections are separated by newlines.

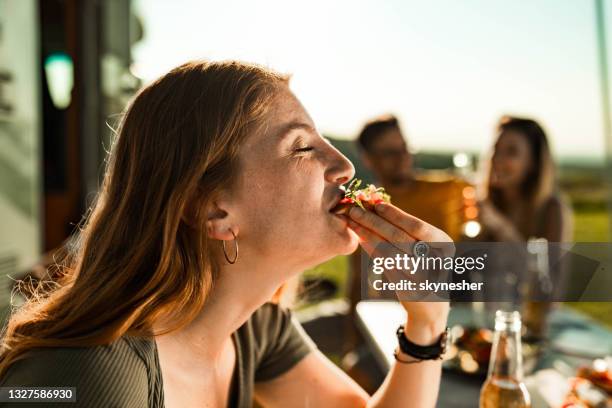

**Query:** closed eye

left=295, top=146, right=314, bottom=153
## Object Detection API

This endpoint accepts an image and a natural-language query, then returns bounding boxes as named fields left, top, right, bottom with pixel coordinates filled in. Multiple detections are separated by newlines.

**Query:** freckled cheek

left=239, top=158, right=325, bottom=220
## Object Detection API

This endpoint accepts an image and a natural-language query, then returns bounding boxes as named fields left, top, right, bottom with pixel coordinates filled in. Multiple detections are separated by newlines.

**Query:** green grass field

left=573, top=210, right=609, bottom=242
left=568, top=210, right=611, bottom=327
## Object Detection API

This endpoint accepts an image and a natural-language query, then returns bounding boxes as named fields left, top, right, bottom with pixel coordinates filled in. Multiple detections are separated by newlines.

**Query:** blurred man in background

left=355, top=114, right=467, bottom=240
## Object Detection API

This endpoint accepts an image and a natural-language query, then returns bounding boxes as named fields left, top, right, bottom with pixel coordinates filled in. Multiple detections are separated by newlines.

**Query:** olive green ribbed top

left=0, top=303, right=315, bottom=407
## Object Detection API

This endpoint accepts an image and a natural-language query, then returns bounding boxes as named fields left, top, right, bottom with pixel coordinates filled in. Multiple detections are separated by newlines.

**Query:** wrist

left=403, top=317, right=448, bottom=346
left=394, top=347, right=424, bottom=364
left=396, top=323, right=449, bottom=361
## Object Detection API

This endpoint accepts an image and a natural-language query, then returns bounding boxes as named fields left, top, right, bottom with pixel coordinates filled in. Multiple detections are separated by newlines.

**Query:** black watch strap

left=396, top=325, right=449, bottom=360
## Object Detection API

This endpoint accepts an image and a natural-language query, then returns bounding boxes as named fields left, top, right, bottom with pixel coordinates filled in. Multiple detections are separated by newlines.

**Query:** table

left=355, top=301, right=612, bottom=407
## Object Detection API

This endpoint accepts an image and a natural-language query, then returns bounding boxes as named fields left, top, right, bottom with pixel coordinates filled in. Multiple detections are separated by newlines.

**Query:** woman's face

left=490, top=130, right=533, bottom=190
left=225, top=86, right=358, bottom=273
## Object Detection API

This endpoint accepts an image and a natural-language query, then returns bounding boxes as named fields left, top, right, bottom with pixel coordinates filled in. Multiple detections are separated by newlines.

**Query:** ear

left=181, top=189, right=238, bottom=240
left=205, top=202, right=239, bottom=241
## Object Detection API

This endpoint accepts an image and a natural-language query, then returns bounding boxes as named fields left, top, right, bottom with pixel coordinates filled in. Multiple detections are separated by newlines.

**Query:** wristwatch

left=396, top=325, right=449, bottom=360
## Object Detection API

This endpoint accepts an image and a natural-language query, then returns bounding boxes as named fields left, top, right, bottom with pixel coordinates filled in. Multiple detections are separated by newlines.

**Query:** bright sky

left=132, top=0, right=610, bottom=160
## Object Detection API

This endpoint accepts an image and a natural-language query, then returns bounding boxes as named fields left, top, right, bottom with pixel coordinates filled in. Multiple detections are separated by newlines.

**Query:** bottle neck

left=488, top=327, right=524, bottom=380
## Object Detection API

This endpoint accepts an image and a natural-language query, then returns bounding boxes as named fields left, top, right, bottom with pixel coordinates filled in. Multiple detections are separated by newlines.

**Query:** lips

left=331, top=197, right=356, bottom=215
left=329, top=189, right=348, bottom=213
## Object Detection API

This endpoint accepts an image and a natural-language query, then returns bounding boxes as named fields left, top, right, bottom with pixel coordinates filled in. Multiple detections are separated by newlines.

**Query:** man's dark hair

left=357, top=114, right=401, bottom=152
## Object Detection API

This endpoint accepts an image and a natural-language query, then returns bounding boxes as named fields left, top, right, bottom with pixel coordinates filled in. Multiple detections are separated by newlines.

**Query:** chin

left=333, top=228, right=360, bottom=255
left=304, top=228, right=359, bottom=267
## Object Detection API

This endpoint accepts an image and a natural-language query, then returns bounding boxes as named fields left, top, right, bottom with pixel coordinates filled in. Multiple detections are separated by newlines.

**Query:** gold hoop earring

left=222, top=229, right=239, bottom=264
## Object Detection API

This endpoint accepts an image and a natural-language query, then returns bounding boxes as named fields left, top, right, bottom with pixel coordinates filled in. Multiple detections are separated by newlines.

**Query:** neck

left=155, top=253, right=286, bottom=361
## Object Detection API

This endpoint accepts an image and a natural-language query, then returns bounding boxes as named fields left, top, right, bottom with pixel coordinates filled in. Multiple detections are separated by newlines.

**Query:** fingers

left=347, top=219, right=433, bottom=294
left=346, top=219, right=379, bottom=255
left=347, top=219, right=414, bottom=282
left=347, top=218, right=414, bottom=256
left=349, top=203, right=451, bottom=243
left=377, top=202, right=453, bottom=243
left=348, top=206, right=415, bottom=244
left=349, top=203, right=455, bottom=258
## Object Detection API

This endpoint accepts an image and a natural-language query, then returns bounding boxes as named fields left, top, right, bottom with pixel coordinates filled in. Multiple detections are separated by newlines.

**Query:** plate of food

left=558, top=359, right=612, bottom=407
left=443, top=325, right=494, bottom=376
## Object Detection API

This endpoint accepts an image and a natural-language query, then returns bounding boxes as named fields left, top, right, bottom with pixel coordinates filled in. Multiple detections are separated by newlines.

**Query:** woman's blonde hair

left=0, top=60, right=289, bottom=376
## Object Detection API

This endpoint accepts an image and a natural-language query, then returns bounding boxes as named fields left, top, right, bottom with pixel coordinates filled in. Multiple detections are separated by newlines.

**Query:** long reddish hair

left=0, top=60, right=288, bottom=377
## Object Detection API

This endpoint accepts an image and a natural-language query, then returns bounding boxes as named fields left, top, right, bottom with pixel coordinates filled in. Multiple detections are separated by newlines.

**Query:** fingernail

left=349, top=206, right=365, bottom=219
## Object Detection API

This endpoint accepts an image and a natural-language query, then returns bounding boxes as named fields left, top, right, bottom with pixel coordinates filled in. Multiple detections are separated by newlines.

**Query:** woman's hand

left=479, top=200, right=509, bottom=230
left=346, top=202, right=454, bottom=345
left=478, top=200, right=523, bottom=242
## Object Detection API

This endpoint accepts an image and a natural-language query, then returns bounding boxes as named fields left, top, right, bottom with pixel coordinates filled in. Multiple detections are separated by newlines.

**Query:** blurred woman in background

left=478, top=116, right=572, bottom=242
left=474, top=117, right=573, bottom=335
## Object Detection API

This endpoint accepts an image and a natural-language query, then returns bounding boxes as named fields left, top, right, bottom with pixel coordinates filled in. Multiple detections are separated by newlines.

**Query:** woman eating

left=0, top=60, right=452, bottom=407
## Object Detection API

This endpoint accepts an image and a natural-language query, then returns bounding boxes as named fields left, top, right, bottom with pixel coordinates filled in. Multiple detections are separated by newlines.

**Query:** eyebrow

left=275, top=121, right=317, bottom=141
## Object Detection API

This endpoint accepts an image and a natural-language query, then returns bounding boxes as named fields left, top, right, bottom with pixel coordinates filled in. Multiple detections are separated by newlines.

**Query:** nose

left=325, top=145, right=355, bottom=185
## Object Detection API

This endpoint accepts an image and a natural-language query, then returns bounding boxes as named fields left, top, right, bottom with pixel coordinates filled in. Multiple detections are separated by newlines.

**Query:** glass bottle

left=479, top=311, right=531, bottom=408
left=522, top=237, right=552, bottom=341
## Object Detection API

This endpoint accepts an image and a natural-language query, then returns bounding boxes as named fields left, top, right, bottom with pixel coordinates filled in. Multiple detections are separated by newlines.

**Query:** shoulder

left=536, top=194, right=573, bottom=241
left=1, top=337, right=153, bottom=407
left=541, top=194, right=571, bottom=219
left=247, top=303, right=313, bottom=340
left=545, top=194, right=568, bottom=209
left=249, top=302, right=290, bottom=332
left=245, top=302, right=299, bottom=344
left=240, top=302, right=316, bottom=382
